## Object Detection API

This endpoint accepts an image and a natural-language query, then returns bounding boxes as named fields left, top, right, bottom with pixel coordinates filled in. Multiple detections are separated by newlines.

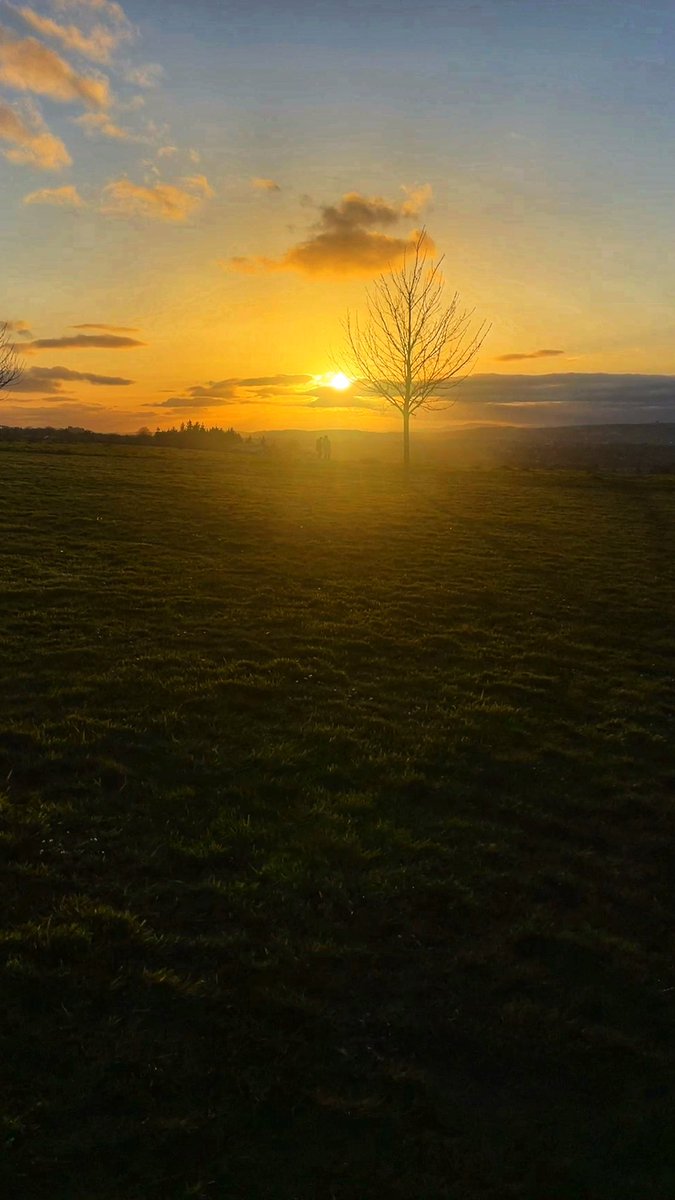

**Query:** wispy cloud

left=101, top=177, right=208, bottom=221
left=238, top=374, right=312, bottom=387
left=0, top=25, right=110, bottom=107
left=53, top=1, right=130, bottom=26
left=400, top=182, right=433, bottom=216
left=251, top=177, right=280, bottom=192
left=181, top=173, right=214, bottom=199
left=150, top=396, right=237, bottom=410
left=73, top=109, right=140, bottom=140
left=124, top=61, right=162, bottom=88
left=0, top=97, right=71, bottom=168
left=0, top=402, right=108, bottom=425
left=72, top=322, right=139, bottom=332
left=23, top=332, right=145, bottom=351
left=11, top=4, right=134, bottom=64
left=227, top=186, right=433, bottom=277
left=23, top=183, right=84, bottom=206
left=304, top=387, right=382, bottom=410
left=1, top=317, right=33, bottom=337
left=496, top=349, right=566, bottom=362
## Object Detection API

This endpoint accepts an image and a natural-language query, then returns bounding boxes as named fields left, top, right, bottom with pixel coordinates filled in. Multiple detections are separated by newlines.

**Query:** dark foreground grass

left=1, top=444, right=674, bottom=1199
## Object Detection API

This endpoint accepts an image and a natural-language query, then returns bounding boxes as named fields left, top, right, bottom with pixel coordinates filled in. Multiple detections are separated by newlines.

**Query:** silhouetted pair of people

left=316, top=435, right=331, bottom=460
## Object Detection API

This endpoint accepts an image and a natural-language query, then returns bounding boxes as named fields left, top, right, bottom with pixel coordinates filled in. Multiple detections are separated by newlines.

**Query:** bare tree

left=344, top=231, right=489, bottom=465
left=0, top=323, right=22, bottom=392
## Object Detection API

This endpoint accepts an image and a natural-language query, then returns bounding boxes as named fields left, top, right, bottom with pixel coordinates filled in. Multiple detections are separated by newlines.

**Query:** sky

left=2, top=0, right=675, bottom=432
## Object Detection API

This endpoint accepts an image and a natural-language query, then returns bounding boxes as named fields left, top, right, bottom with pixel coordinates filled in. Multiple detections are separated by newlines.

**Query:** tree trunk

left=403, top=407, right=410, bottom=467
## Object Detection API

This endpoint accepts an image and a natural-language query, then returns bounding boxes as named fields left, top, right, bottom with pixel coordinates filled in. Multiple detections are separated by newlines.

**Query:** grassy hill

left=1, top=444, right=674, bottom=1199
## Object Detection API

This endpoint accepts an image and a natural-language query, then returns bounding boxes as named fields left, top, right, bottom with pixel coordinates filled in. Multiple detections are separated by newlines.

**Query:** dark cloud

left=320, top=193, right=402, bottom=230
left=24, top=334, right=146, bottom=351
left=13, top=365, right=133, bottom=393
left=227, top=187, right=434, bottom=278
left=496, top=349, right=566, bottom=362
left=163, top=375, right=315, bottom=404
left=137, top=372, right=675, bottom=424
left=2, top=318, right=33, bottom=337
left=150, top=373, right=388, bottom=412
left=185, top=383, right=237, bottom=399
left=426, top=373, right=675, bottom=425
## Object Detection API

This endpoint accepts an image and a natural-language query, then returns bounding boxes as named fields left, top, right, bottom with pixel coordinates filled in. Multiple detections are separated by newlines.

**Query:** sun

left=328, top=372, right=351, bottom=391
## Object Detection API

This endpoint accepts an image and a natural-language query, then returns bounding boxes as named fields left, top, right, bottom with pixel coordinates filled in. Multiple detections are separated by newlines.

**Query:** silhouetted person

left=323, top=436, right=331, bottom=460
left=316, top=436, right=324, bottom=459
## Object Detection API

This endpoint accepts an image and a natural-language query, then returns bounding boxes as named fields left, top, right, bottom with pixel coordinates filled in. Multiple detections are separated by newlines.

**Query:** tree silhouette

left=0, top=323, right=22, bottom=392
left=344, top=232, right=489, bottom=465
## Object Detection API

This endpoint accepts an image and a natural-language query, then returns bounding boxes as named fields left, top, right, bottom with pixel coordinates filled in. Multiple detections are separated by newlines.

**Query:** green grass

left=1, top=443, right=674, bottom=1199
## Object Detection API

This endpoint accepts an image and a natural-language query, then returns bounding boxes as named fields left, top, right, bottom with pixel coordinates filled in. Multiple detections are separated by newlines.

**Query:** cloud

left=158, top=369, right=675, bottom=425
left=72, top=322, right=139, bottom=332
left=0, top=26, right=110, bottom=107
left=147, top=374, right=317, bottom=411
left=227, top=187, right=434, bottom=277
left=239, top=374, right=312, bottom=387
left=3, top=399, right=101, bottom=410
left=11, top=5, right=133, bottom=64
left=147, top=373, right=388, bottom=414
left=305, top=387, right=382, bottom=410
left=0, top=402, right=107, bottom=424
left=23, top=183, right=84, bottom=206
left=418, top=372, right=675, bottom=425
left=124, top=61, right=163, bottom=88
left=496, top=349, right=566, bottom=362
left=181, top=173, right=214, bottom=198
left=174, top=384, right=236, bottom=399
left=1, top=318, right=33, bottom=337
left=23, top=333, right=145, bottom=351
left=156, top=143, right=177, bottom=158
left=0, top=98, right=71, bottom=168
left=187, top=374, right=312, bottom=398
left=251, top=177, right=280, bottom=192
left=73, top=110, right=140, bottom=139
left=13, top=364, right=134, bottom=393
left=101, top=177, right=207, bottom=221
left=401, top=183, right=433, bottom=216
left=53, top=0, right=130, bottom=25
left=149, top=396, right=237, bottom=410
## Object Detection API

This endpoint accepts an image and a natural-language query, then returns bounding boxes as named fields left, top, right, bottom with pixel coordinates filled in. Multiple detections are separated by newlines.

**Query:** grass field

left=1, top=444, right=674, bottom=1199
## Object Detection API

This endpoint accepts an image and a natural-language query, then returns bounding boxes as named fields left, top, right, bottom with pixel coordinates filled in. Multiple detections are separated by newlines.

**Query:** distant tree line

left=0, top=421, right=266, bottom=453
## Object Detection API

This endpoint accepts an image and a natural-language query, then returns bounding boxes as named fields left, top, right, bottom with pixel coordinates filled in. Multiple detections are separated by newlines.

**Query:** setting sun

left=329, top=372, right=351, bottom=391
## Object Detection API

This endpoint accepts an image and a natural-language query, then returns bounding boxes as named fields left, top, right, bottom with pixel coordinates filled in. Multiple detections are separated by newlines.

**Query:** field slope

left=1, top=445, right=674, bottom=1199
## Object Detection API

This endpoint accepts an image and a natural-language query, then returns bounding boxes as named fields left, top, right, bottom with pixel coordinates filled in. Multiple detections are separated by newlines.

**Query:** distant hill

left=260, top=423, right=675, bottom=471
left=2, top=421, right=674, bottom=472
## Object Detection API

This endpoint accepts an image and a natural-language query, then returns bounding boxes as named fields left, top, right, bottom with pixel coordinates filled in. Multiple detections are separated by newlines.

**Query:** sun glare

left=329, top=372, right=351, bottom=391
